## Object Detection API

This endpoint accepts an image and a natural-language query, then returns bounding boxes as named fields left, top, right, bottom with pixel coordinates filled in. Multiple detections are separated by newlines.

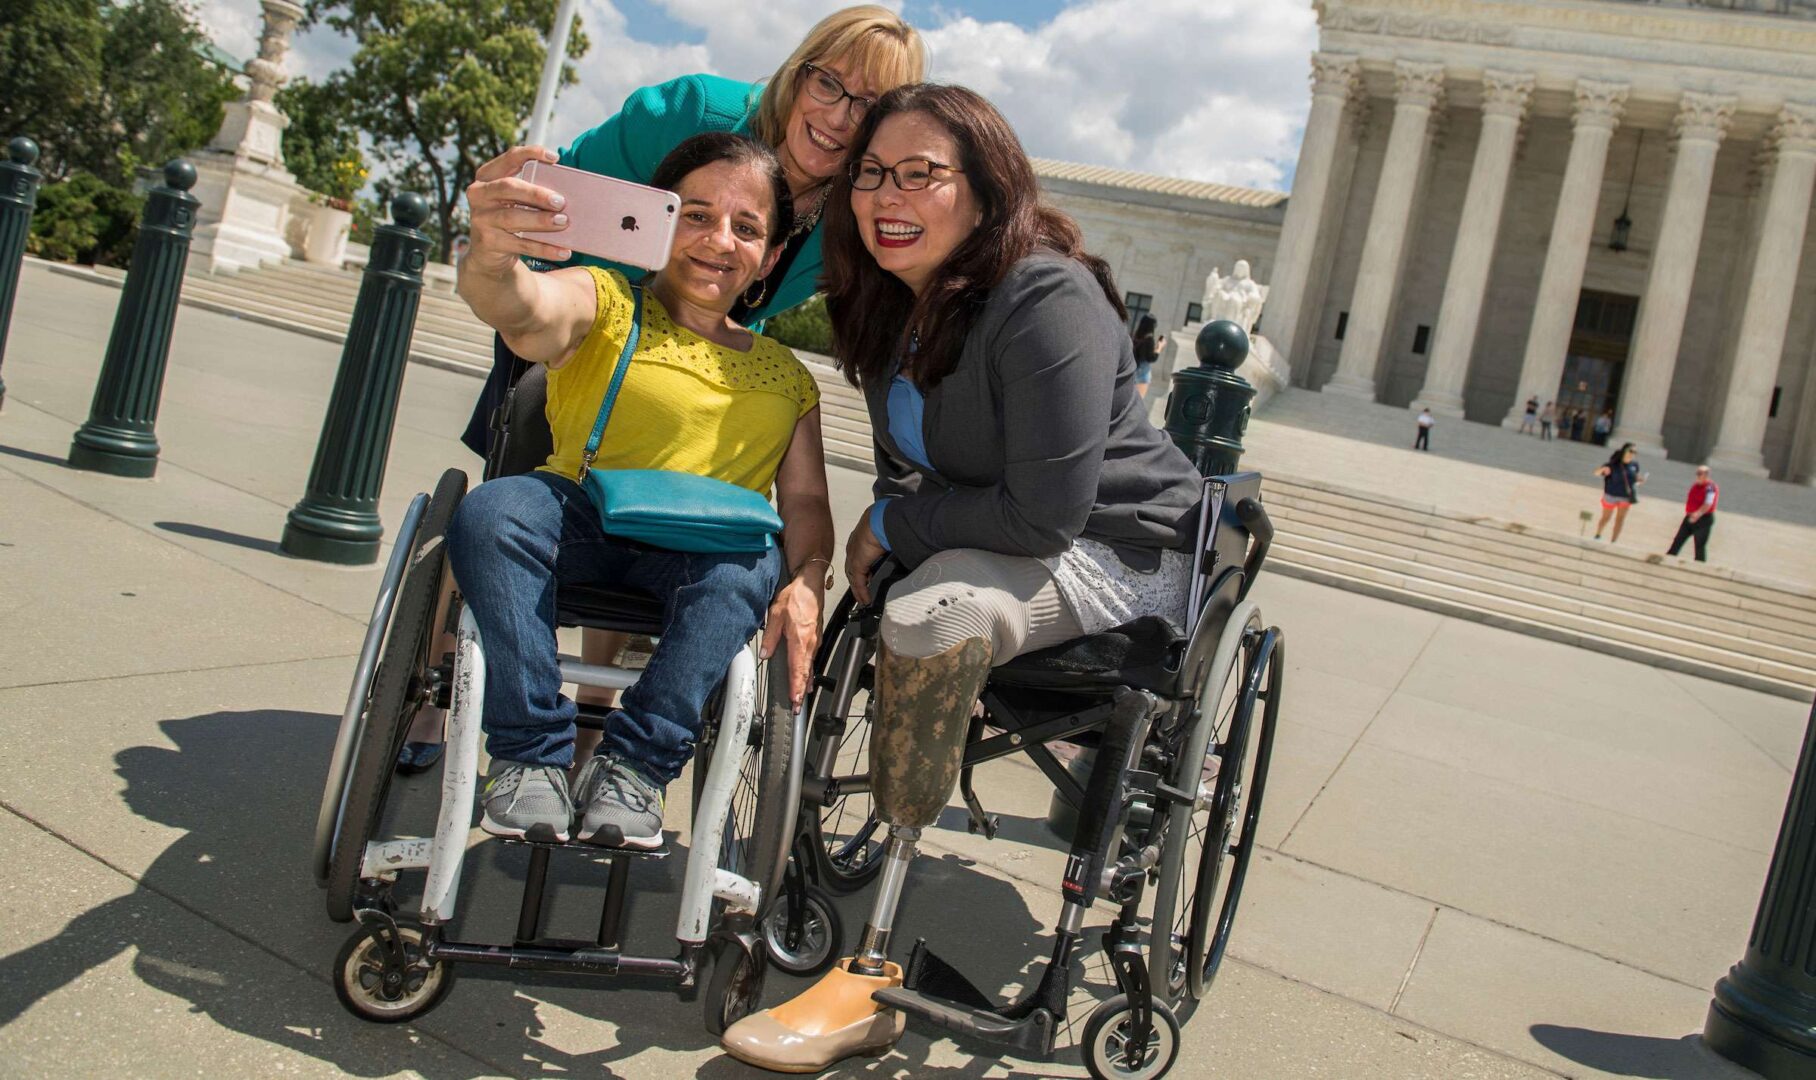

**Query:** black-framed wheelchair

left=309, top=359, right=814, bottom=1033
left=784, top=472, right=1285, bottom=1080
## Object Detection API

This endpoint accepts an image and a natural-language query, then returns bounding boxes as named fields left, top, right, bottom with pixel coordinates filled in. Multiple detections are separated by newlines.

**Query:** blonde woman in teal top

left=406, top=7, right=925, bottom=778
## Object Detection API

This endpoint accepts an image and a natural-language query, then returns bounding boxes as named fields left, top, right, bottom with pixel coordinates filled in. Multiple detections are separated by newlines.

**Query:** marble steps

left=1261, top=477, right=1816, bottom=625
left=185, top=264, right=493, bottom=342
left=1266, top=504, right=1816, bottom=655
left=1267, top=536, right=1814, bottom=699
left=1270, top=518, right=1816, bottom=675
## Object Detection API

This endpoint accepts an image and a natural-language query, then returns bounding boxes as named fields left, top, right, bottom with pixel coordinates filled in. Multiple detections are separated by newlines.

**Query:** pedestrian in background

left=1592, top=407, right=1614, bottom=446
left=1520, top=396, right=1539, bottom=434
left=1593, top=442, right=1644, bottom=542
left=1667, top=465, right=1719, bottom=562
left=1539, top=400, right=1555, bottom=441
left=1414, top=406, right=1434, bottom=451
left=1131, top=313, right=1163, bottom=399
left=1570, top=408, right=1587, bottom=442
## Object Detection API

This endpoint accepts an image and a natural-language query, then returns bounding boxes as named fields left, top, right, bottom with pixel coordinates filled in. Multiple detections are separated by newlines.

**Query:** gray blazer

left=868, top=251, right=1204, bottom=573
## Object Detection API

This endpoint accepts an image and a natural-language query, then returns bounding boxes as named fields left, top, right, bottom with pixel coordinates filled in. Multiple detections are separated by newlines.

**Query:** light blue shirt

left=869, top=375, right=930, bottom=550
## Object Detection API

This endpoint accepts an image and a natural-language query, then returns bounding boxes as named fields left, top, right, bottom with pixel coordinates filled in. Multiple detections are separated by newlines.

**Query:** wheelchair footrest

left=872, top=987, right=1056, bottom=1058
left=492, top=835, right=671, bottom=859
left=871, top=940, right=1058, bottom=1058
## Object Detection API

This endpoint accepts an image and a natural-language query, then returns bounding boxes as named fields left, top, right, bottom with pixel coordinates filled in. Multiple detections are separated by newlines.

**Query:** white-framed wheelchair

left=309, top=360, right=818, bottom=1033
left=784, top=471, right=1286, bottom=1080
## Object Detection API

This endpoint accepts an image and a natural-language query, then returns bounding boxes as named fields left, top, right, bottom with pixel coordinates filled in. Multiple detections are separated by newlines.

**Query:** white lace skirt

left=1042, top=537, right=1191, bottom=637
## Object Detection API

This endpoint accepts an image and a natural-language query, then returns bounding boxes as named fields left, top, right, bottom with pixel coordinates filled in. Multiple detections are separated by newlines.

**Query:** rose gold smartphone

left=517, top=161, right=679, bottom=270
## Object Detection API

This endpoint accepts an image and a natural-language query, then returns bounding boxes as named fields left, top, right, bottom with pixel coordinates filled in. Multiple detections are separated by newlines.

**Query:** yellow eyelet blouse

left=541, top=268, right=820, bottom=494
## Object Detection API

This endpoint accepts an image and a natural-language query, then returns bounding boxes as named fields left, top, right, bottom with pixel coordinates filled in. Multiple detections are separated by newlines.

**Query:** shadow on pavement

left=154, top=521, right=283, bottom=554
left=0, top=441, right=75, bottom=469
left=0, top=707, right=1098, bottom=1077
left=1529, top=1023, right=1742, bottom=1079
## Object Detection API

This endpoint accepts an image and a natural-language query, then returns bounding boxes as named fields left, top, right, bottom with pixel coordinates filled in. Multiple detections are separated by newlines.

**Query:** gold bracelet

left=794, top=556, right=834, bottom=590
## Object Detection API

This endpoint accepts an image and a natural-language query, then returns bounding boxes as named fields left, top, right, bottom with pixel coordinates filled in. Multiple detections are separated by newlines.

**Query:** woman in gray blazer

left=720, top=83, right=1205, bottom=1074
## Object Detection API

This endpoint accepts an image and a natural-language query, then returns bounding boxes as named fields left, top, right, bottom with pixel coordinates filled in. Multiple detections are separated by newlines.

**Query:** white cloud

left=199, top=0, right=1316, bottom=190
left=922, top=0, right=1317, bottom=190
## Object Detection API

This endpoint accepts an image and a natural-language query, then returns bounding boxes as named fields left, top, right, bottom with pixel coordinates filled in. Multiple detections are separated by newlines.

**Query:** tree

left=307, top=0, right=589, bottom=262
left=276, top=77, right=369, bottom=203
left=0, top=0, right=238, bottom=184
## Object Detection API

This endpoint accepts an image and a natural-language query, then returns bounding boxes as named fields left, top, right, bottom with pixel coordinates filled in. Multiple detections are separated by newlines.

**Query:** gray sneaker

left=480, top=760, right=573, bottom=842
left=574, top=755, right=667, bottom=849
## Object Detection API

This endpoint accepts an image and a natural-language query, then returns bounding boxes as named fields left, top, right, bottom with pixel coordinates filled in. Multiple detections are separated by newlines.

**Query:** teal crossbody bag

left=576, top=287, right=784, bottom=554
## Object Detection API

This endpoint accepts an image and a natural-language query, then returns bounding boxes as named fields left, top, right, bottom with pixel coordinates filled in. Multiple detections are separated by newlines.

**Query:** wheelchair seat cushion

left=555, top=582, right=666, bottom=635
left=988, top=615, right=1184, bottom=695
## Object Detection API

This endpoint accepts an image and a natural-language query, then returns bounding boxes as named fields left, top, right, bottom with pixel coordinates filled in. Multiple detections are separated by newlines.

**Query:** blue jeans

left=445, top=471, right=780, bottom=783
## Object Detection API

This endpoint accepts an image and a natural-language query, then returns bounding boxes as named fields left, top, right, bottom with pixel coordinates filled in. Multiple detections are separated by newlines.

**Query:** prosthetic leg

left=720, top=636, right=992, bottom=1073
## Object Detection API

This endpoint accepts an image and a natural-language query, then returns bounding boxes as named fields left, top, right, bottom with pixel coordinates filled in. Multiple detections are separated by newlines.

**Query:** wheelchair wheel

left=692, top=653, right=797, bottom=923
left=1181, top=629, right=1281, bottom=1000
left=761, top=881, right=841, bottom=976
left=333, top=921, right=456, bottom=1024
left=702, top=930, right=768, bottom=1037
left=324, top=467, right=466, bottom=923
left=801, top=595, right=887, bottom=895
left=1147, top=602, right=1261, bottom=1005
left=1081, top=993, right=1181, bottom=1080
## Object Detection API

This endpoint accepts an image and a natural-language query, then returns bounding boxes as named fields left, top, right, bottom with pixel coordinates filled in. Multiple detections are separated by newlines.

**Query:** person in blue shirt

left=392, top=7, right=925, bottom=774
left=1593, top=442, right=1645, bottom=542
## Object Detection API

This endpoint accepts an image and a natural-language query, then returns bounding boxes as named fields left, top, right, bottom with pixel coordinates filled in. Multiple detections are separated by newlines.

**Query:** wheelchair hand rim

left=312, top=491, right=428, bottom=886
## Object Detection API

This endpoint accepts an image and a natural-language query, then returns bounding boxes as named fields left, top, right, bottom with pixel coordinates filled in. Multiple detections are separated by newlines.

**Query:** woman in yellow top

left=448, top=133, right=834, bottom=849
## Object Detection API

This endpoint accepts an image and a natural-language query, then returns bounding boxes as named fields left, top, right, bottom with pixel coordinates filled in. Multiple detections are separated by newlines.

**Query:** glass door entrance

left=1556, top=290, right=1637, bottom=442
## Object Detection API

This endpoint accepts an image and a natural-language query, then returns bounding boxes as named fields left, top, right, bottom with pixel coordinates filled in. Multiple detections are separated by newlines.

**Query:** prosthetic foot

left=719, top=960, right=905, bottom=1073
left=720, top=637, right=993, bottom=1073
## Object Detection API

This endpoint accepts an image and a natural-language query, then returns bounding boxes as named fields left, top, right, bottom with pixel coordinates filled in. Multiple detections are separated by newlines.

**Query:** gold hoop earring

left=743, top=277, right=770, bottom=310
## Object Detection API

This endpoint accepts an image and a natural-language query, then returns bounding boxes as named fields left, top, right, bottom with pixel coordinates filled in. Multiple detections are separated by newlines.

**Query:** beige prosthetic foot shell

left=719, top=959, right=906, bottom=1073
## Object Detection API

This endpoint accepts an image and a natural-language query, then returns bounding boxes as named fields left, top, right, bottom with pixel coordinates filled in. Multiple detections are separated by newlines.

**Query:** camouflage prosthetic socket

left=869, top=636, right=994, bottom=830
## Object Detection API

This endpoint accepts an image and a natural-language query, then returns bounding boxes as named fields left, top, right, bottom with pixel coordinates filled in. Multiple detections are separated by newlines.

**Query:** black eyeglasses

left=801, top=63, right=875, bottom=121
left=849, top=156, right=965, bottom=192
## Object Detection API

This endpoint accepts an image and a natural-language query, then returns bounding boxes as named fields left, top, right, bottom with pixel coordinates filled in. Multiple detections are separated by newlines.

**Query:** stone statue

left=1202, top=259, right=1269, bottom=331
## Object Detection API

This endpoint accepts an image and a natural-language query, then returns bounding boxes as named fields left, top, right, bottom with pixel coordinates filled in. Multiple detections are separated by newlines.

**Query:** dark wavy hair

left=1605, top=442, right=1636, bottom=470
left=650, top=132, right=794, bottom=251
left=821, top=83, right=1123, bottom=390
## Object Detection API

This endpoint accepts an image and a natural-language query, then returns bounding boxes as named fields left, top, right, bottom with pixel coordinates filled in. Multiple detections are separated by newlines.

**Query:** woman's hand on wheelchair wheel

left=844, top=516, right=887, bottom=607
left=761, top=577, right=825, bottom=707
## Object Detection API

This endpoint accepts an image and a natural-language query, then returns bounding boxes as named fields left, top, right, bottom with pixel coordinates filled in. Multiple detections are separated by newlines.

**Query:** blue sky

left=198, top=0, right=1318, bottom=192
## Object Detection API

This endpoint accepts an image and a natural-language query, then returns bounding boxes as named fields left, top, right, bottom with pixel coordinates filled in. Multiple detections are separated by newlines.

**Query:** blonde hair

left=750, top=6, right=926, bottom=150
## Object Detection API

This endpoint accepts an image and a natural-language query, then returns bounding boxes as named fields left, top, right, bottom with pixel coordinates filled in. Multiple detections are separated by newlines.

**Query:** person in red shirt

left=1668, top=465, right=1719, bottom=562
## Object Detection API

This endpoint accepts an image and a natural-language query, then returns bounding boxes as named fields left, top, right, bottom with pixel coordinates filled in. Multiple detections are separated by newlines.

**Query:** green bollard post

left=1163, top=319, right=1256, bottom=477
left=280, top=192, right=432, bottom=565
left=0, top=136, right=44, bottom=411
left=68, top=159, right=200, bottom=476
left=1704, top=699, right=1816, bottom=1078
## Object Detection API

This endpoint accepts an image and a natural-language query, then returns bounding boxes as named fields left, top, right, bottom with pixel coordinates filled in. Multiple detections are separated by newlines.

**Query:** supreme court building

left=1255, top=0, right=1816, bottom=482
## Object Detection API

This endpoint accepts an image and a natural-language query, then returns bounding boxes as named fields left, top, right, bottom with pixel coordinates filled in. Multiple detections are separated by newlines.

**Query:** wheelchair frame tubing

left=678, top=643, right=760, bottom=942
left=421, top=605, right=487, bottom=924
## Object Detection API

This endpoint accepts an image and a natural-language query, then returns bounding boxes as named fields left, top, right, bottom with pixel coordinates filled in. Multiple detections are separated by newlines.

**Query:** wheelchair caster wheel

left=761, top=885, right=841, bottom=977
left=702, top=930, right=768, bottom=1037
left=333, top=919, right=455, bottom=1024
left=1082, top=993, right=1180, bottom=1080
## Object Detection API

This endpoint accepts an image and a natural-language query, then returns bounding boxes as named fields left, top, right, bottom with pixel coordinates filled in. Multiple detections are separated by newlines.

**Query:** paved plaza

left=1, top=262, right=1809, bottom=1077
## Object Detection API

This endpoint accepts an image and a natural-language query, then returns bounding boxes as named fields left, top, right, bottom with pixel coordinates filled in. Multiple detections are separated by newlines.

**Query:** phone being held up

left=516, top=161, right=680, bottom=270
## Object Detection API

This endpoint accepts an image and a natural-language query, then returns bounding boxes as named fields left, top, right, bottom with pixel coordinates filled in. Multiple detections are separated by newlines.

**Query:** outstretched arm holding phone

left=458, top=146, right=597, bottom=367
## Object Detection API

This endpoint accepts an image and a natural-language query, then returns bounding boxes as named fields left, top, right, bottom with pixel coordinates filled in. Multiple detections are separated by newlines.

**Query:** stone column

left=1323, top=61, right=1447, bottom=402
left=1258, top=52, right=1360, bottom=372
left=1416, top=70, right=1534, bottom=417
left=1706, top=104, right=1816, bottom=477
left=1613, top=91, right=1735, bottom=455
left=1503, top=80, right=1629, bottom=428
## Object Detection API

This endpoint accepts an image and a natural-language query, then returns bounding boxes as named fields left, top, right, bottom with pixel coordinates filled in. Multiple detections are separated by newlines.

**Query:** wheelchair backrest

left=485, top=362, right=556, bottom=481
